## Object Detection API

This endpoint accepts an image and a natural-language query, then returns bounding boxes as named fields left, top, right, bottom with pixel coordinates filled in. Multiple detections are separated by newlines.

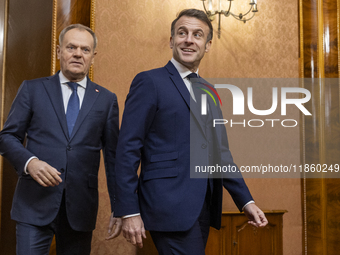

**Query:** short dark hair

left=171, top=9, right=213, bottom=42
left=59, top=24, right=97, bottom=50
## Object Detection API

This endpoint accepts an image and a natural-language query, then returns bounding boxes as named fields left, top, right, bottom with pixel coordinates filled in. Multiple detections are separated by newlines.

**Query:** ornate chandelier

left=201, top=0, right=259, bottom=39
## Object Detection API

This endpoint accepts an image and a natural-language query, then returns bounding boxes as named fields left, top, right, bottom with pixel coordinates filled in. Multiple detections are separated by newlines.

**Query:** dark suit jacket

left=0, top=72, right=119, bottom=232
left=114, top=61, right=252, bottom=232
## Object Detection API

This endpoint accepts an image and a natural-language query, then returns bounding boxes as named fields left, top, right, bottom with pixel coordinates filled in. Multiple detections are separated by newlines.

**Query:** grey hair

left=59, top=24, right=97, bottom=50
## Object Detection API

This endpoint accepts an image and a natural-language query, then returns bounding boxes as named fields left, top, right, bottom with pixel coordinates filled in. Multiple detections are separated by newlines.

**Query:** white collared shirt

left=59, top=71, right=87, bottom=112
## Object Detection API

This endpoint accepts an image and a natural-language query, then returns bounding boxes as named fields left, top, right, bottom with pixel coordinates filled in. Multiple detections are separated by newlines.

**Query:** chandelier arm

left=224, top=0, right=232, bottom=15
left=229, top=12, right=241, bottom=19
left=228, top=5, right=253, bottom=19
left=241, top=5, right=254, bottom=17
left=202, top=0, right=209, bottom=14
left=241, top=12, right=256, bottom=21
left=230, top=11, right=255, bottom=22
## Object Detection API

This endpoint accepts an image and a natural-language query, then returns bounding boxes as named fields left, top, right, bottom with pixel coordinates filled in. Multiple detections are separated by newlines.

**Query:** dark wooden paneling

left=303, top=79, right=323, bottom=255
left=302, top=0, right=318, bottom=78
left=53, top=0, right=92, bottom=73
left=301, top=7, right=321, bottom=252
left=207, top=212, right=285, bottom=255
left=323, top=0, right=339, bottom=78
left=300, top=0, right=340, bottom=254
left=0, top=0, right=52, bottom=254
left=322, top=2, right=340, bottom=253
left=0, top=0, right=5, bottom=119
left=4, top=0, right=52, bottom=117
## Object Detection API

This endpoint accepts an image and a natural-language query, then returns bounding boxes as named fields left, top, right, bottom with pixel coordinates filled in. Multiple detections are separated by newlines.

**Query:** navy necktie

left=187, top=73, right=200, bottom=102
left=187, top=73, right=208, bottom=122
left=66, top=82, right=80, bottom=136
left=187, top=72, right=198, bottom=80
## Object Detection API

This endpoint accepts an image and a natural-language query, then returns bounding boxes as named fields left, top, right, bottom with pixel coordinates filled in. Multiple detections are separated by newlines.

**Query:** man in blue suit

left=0, top=24, right=121, bottom=254
left=113, top=9, right=268, bottom=254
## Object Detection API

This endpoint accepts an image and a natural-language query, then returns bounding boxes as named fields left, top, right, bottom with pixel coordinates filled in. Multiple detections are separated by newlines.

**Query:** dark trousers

left=16, top=193, right=92, bottom=255
left=150, top=188, right=211, bottom=255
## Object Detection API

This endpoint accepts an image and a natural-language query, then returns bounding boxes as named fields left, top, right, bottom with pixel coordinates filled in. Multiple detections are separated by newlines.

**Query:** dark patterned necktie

left=66, top=82, right=80, bottom=136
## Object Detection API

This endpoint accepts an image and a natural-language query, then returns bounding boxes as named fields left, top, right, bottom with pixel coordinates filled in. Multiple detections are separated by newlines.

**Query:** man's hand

left=122, top=215, right=146, bottom=248
left=106, top=212, right=122, bottom=240
left=243, top=203, right=268, bottom=228
left=27, top=158, right=62, bottom=187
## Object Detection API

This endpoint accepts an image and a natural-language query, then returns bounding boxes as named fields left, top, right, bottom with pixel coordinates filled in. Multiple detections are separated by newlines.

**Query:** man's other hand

left=243, top=203, right=268, bottom=228
left=122, top=215, right=146, bottom=248
left=106, top=212, right=122, bottom=240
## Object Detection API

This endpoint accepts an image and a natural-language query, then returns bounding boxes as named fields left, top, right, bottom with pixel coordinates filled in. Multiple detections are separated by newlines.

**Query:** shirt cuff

left=24, top=156, right=38, bottom=174
left=242, top=200, right=255, bottom=211
left=122, top=213, right=141, bottom=219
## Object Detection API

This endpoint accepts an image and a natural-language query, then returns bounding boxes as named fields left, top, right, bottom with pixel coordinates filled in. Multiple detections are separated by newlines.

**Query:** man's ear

left=91, top=51, right=97, bottom=65
left=56, top=45, right=61, bottom=59
left=169, top=37, right=174, bottom=49
left=205, top=40, right=212, bottom=53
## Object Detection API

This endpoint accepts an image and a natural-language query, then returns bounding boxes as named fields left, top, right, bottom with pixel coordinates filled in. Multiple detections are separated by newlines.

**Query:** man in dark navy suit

left=0, top=24, right=121, bottom=255
left=113, top=8, right=268, bottom=255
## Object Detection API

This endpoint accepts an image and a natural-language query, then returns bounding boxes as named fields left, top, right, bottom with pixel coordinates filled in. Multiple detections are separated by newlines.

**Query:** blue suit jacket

left=0, top=72, right=119, bottom=232
left=114, top=61, right=253, bottom=232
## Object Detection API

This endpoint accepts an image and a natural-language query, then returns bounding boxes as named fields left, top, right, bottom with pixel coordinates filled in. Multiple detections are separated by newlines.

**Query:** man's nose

left=185, top=33, right=194, bottom=43
left=73, top=47, right=82, bottom=56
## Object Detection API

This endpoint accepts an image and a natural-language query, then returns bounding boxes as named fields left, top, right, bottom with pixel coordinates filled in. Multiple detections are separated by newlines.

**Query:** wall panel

left=0, top=1, right=53, bottom=254
left=300, top=0, right=340, bottom=254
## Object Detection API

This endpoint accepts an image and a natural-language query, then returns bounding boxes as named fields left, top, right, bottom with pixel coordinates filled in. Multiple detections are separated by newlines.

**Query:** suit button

left=201, top=144, right=207, bottom=149
left=67, top=146, right=72, bottom=151
left=60, top=168, right=65, bottom=173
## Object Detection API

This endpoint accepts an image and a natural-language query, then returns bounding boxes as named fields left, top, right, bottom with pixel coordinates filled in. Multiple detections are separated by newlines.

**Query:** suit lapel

left=43, top=72, right=69, bottom=140
left=165, top=62, right=191, bottom=108
left=165, top=61, right=206, bottom=137
left=69, top=79, right=99, bottom=140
